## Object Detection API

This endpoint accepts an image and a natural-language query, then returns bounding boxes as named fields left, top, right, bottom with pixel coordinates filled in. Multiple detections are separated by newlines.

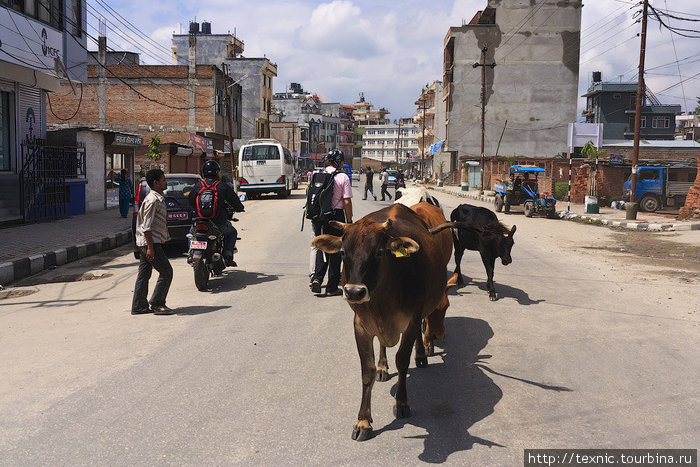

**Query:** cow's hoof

left=489, top=293, right=497, bottom=301
left=352, top=421, right=373, bottom=441
left=426, top=342, right=435, bottom=356
left=376, top=369, right=390, bottom=382
left=394, top=403, right=411, bottom=419
left=415, top=356, right=428, bottom=368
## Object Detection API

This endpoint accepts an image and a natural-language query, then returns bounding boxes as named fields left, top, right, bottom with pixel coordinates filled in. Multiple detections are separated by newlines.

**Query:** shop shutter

left=18, top=85, right=45, bottom=144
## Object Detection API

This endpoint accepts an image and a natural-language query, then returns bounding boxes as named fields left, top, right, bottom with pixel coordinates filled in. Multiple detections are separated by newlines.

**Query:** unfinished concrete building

left=443, top=0, right=582, bottom=187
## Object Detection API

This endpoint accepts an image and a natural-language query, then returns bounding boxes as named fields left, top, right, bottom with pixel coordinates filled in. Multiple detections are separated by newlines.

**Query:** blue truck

left=623, top=165, right=696, bottom=212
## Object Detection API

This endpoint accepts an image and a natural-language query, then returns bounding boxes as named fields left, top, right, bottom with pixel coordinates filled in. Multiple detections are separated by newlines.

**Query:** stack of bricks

left=679, top=155, right=700, bottom=219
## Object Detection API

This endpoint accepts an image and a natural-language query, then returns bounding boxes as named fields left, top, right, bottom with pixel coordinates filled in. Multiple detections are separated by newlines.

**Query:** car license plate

left=168, top=212, right=187, bottom=220
left=190, top=240, right=207, bottom=250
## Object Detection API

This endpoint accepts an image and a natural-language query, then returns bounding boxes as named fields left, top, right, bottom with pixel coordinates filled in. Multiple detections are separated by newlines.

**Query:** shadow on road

left=367, top=316, right=570, bottom=461
left=174, top=305, right=230, bottom=316
left=371, top=316, right=503, bottom=461
left=207, top=269, right=278, bottom=293
left=453, top=276, right=543, bottom=305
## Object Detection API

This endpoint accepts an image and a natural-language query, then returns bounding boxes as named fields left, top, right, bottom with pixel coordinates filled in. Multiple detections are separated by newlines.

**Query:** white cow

left=394, top=186, right=440, bottom=208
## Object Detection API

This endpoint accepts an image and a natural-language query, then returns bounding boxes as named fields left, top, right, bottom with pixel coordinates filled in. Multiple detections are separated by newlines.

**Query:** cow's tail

left=428, top=221, right=481, bottom=235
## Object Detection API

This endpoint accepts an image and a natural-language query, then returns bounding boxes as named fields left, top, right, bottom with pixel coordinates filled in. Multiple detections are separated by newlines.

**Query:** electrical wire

left=47, top=82, right=84, bottom=121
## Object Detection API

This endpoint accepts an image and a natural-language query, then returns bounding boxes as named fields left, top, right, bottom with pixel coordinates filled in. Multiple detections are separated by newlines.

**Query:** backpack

left=304, top=170, right=339, bottom=221
left=195, top=179, right=221, bottom=219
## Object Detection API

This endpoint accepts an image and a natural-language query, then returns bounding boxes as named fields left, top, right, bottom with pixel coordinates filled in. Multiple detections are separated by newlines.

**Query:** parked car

left=386, top=169, right=398, bottom=185
left=351, top=170, right=360, bottom=181
left=132, top=173, right=203, bottom=251
left=493, top=165, right=557, bottom=218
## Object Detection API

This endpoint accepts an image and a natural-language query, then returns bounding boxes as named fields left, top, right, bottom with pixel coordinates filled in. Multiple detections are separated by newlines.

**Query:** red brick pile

left=679, top=155, right=700, bottom=219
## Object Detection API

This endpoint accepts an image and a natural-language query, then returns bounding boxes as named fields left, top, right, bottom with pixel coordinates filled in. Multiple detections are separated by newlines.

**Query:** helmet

left=324, top=149, right=344, bottom=166
left=202, top=160, right=221, bottom=179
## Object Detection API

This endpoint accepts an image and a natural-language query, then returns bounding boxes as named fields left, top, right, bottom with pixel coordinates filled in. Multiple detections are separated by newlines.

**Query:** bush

left=555, top=182, right=569, bottom=201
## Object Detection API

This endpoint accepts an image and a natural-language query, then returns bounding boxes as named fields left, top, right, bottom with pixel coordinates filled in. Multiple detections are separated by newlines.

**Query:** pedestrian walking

left=118, top=169, right=133, bottom=218
left=132, top=168, right=175, bottom=315
left=380, top=168, right=392, bottom=201
left=362, top=166, right=377, bottom=200
left=309, top=149, right=353, bottom=297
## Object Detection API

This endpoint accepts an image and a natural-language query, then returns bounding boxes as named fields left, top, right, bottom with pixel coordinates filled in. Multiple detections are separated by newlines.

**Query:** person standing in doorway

left=380, top=167, right=392, bottom=201
left=132, top=169, right=175, bottom=315
left=363, top=166, right=377, bottom=200
left=118, top=169, right=133, bottom=218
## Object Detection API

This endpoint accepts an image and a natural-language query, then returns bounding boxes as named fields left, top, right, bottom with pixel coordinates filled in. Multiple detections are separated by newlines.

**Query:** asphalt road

left=0, top=184, right=698, bottom=465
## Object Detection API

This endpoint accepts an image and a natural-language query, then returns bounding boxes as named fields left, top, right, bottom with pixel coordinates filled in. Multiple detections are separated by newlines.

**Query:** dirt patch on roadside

left=581, top=231, right=700, bottom=279
left=0, top=288, right=38, bottom=300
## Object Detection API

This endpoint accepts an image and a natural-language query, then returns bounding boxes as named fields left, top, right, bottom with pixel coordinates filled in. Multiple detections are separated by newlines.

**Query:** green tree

left=145, top=135, right=163, bottom=162
left=580, top=140, right=605, bottom=160
left=694, top=96, right=700, bottom=116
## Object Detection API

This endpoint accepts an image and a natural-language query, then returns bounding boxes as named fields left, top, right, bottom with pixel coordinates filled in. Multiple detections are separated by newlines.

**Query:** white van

left=238, top=139, right=294, bottom=198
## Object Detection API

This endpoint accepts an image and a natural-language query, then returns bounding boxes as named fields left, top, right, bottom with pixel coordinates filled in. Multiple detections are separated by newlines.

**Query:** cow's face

left=311, top=218, right=419, bottom=304
left=498, top=225, right=517, bottom=265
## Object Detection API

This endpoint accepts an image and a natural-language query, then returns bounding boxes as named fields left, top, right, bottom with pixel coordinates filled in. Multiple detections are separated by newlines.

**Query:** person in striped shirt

left=131, top=169, right=175, bottom=315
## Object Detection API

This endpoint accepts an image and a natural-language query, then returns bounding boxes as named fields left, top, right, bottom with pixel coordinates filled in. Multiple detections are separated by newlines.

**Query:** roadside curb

left=427, top=185, right=700, bottom=232
left=0, top=230, right=132, bottom=287
left=559, top=212, right=700, bottom=232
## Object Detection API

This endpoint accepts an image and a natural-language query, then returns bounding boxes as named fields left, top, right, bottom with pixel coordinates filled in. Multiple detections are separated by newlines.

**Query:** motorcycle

left=187, top=205, right=240, bottom=291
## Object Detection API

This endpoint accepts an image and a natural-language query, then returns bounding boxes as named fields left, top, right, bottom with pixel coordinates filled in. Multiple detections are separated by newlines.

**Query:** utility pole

left=628, top=0, right=649, bottom=220
left=419, top=99, right=427, bottom=180
left=473, top=46, right=496, bottom=194
left=394, top=119, right=402, bottom=169
left=222, top=63, right=236, bottom=182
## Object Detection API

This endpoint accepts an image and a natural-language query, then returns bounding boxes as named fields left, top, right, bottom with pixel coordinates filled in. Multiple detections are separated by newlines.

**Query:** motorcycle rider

left=188, top=160, right=244, bottom=266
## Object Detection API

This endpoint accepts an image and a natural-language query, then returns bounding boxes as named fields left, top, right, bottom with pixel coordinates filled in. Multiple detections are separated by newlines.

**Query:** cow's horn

left=381, top=218, right=393, bottom=231
left=428, top=222, right=457, bottom=234
left=329, top=220, right=349, bottom=231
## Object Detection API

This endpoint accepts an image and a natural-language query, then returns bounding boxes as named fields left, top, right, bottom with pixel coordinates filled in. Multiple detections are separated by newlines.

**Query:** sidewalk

left=428, top=184, right=700, bottom=232
left=0, top=208, right=132, bottom=286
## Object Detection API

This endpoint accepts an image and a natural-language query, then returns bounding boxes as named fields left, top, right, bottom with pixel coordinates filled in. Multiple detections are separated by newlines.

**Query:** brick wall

left=603, top=145, right=699, bottom=162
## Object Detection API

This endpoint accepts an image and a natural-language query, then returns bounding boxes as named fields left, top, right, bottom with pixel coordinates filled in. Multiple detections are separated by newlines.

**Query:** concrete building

left=581, top=76, right=681, bottom=141
left=676, top=114, right=699, bottom=141
left=352, top=93, right=389, bottom=126
left=0, top=0, right=88, bottom=224
left=443, top=0, right=582, bottom=188
left=361, top=122, right=419, bottom=170
left=414, top=81, right=449, bottom=176
left=339, top=104, right=355, bottom=158
left=172, top=21, right=277, bottom=146
left=273, top=83, right=340, bottom=165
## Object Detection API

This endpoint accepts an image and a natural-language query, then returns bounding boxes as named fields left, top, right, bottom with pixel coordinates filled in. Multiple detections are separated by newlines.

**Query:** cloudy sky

left=88, top=0, right=700, bottom=120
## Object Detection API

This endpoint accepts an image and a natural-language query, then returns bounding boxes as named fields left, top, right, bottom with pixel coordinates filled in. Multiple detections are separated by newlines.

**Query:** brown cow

left=409, top=202, right=457, bottom=356
left=312, top=203, right=455, bottom=441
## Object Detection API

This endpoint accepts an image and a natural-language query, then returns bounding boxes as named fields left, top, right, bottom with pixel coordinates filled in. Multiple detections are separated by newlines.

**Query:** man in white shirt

left=132, top=169, right=174, bottom=315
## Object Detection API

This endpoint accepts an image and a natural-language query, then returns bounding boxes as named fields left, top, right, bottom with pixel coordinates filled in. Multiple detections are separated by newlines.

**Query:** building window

left=70, top=0, right=82, bottom=37
left=652, top=116, right=670, bottom=129
left=1, top=0, right=62, bottom=29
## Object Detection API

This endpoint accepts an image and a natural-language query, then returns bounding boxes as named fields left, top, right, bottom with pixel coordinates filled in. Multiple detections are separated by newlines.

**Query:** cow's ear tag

left=394, top=247, right=410, bottom=258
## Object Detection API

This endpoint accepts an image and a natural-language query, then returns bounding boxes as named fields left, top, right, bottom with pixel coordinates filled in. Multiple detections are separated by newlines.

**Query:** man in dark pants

left=132, top=169, right=174, bottom=315
left=310, top=149, right=353, bottom=296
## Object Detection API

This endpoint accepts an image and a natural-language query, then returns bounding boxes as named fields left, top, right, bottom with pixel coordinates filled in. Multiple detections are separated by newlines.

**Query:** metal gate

left=20, top=140, right=86, bottom=221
